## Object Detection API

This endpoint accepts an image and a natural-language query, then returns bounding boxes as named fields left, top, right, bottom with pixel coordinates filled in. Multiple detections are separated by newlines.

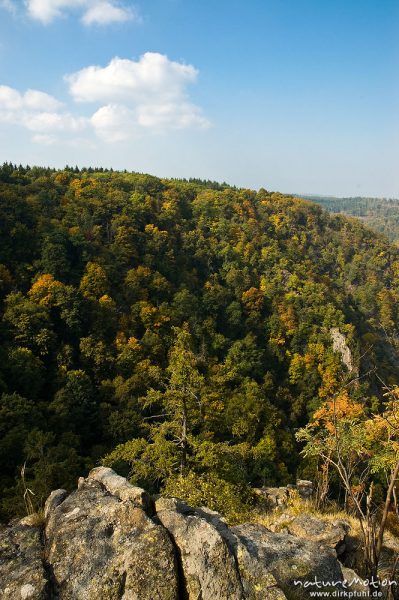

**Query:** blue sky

left=0, top=0, right=398, bottom=196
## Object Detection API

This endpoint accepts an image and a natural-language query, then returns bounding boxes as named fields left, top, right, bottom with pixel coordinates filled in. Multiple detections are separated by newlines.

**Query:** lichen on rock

left=0, top=521, right=48, bottom=599
left=0, top=468, right=360, bottom=599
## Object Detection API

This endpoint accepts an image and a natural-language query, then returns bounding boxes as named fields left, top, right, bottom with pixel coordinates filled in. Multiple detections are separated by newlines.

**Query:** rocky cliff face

left=0, top=468, right=356, bottom=599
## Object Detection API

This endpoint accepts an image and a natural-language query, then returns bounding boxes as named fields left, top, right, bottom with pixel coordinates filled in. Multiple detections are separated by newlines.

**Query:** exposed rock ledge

left=0, top=467, right=358, bottom=599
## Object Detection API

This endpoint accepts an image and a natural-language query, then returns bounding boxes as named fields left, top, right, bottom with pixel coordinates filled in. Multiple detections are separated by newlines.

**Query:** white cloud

left=66, top=52, right=210, bottom=139
left=67, top=53, right=198, bottom=104
left=23, top=0, right=137, bottom=25
left=137, top=102, right=210, bottom=130
left=0, top=84, right=87, bottom=140
left=0, top=53, right=210, bottom=144
left=25, top=111, right=87, bottom=132
left=0, top=85, right=21, bottom=110
left=90, top=104, right=135, bottom=141
left=81, top=1, right=136, bottom=25
left=0, top=85, right=63, bottom=112
left=25, top=0, right=81, bottom=23
left=24, top=89, right=63, bottom=111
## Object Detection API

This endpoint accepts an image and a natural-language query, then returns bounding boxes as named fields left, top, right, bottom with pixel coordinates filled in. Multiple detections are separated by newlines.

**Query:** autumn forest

left=1, top=163, right=399, bottom=527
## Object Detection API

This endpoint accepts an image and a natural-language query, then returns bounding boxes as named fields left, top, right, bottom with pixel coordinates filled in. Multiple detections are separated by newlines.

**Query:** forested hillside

left=299, top=195, right=399, bottom=243
left=1, top=163, right=399, bottom=521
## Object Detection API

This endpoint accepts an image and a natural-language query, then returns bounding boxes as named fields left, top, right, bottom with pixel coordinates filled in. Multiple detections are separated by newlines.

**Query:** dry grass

left=252, top=494, right=399, bottom=592
left=252, top=491, right=361, bottom=537
left=20, top=510, right=45, bottom=528
left=252, top=493, right=399, bottom=561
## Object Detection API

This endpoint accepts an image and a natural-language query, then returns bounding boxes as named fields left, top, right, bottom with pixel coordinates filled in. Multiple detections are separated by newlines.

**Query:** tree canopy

left=1, top=163, right=399, bottom=520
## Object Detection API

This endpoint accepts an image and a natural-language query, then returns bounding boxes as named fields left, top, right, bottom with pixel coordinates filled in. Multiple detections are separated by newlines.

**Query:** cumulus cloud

left=0, top=84, right=87, bottom=141
left=81, top=1, right=137, bottom=25
left=90, top=104, right=136, bottom=142
left=26, top=0, right=81, bottom=23
left=0, top=53, right=209, bottom=144
left=22, top=0, right=137, bottom=25
left=0, top=85, right=63, bottom=113
left=25, top=111, right=87, bottom=132
left=66, top=52, right=210, bottom=139
left=67, top=53, right=198, bottom=103
left=137, top=101, right=209, bottom=130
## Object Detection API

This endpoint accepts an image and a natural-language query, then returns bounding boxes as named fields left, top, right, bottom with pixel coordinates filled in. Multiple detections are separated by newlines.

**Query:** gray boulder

left=269, top=513, right=349, bottom=555
left=44, top=489, right=68, bottom=521
left=155, top=496, right=245, bottom=600
left=295, top=481, right=314, bottom=500
left=341, top=567, right=369, bottom=597
left=0, top=468, right=354, bottom=600
left=256, top=481, right=314, bottom=510
left=256, top=487, right=291, bottom=508
left=88, top=466, right=154, bottom=514
left=232, top=523, right=344, bottom=600
left=45, top=476, right=178, bottom=599
left=192, top=506, right=287, bottom=599
left=0, top=520, right=48, bottom=599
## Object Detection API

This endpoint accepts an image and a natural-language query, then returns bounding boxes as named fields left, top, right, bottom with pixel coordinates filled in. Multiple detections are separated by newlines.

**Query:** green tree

left=297, top=387, right=399, bottom=582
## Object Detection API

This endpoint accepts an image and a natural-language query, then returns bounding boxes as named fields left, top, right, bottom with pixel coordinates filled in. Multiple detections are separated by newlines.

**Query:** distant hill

left=295, top=195, right=399, bottom=243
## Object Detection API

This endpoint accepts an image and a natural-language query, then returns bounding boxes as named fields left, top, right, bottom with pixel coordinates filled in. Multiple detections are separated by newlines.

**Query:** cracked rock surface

left=0, top=520, right=48, bottom=599
left=0, top=468, right=349, bottom=599
left=268, top=513, right=349, bottom=556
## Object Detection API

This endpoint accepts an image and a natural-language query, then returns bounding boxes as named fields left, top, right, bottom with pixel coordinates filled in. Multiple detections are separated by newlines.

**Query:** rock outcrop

left=232, top=524, right=343, bottom=599
left=0, top=520, right=48, bottom=599
left=330, top=328, right=358, bottom=375
left=255, top=480, right=314, bottom=510
left=155, top=497, right=244, bottom=599
left=0, top=468, right=352, bottom=599
left=268, top=513, right=349, bottom=556
left=45, top=476, right=178, bottom=599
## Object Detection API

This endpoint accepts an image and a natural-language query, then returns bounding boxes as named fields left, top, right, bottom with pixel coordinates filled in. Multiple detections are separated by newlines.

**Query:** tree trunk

left=180, top=400, right=188, bottom=474
left=376, top=459, right=399, bottom=564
